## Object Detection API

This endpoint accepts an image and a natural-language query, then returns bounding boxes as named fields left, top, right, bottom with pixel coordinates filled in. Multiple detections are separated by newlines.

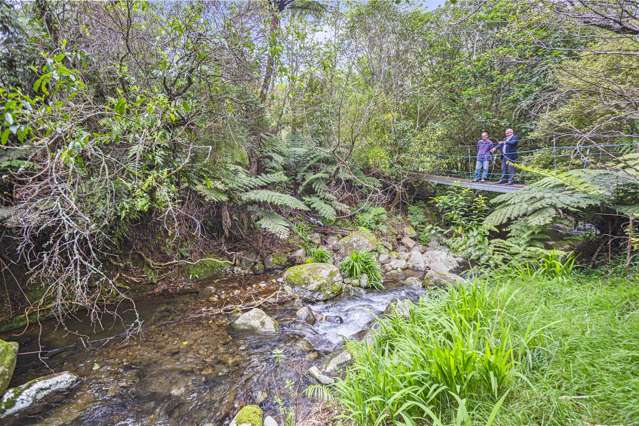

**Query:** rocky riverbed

left=0, top=226, right=465, bottom=425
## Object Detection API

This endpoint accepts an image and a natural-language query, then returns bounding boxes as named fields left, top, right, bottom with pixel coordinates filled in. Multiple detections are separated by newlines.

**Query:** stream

left=2, top=274, right=426, bottom=425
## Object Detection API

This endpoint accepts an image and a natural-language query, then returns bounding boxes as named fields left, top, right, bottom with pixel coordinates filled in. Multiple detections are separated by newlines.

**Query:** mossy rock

left=337, top=228, right=378, bottom=256
left=264, top=252, right=290, bottom=271
left=283, top=263, right=343, bottom=302
left=230, top=404, right=263, bottom=426
left=0, top=371, right=79, bottom=418
left=184, top=256, right=231, bottom=280
left=0, top=340, right=18, bottom=395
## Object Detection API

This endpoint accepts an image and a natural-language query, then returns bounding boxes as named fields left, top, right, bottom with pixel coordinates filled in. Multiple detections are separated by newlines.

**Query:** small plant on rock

left=306, top=247, right=332, bottom=263
left=340, top=250, right=383, bottom=289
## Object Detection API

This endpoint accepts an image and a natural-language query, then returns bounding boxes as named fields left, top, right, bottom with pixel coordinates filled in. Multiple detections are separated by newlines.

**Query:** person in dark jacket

left=472, top=131, right=494, bottom=182
left=492, top=128, right=519, bottom=184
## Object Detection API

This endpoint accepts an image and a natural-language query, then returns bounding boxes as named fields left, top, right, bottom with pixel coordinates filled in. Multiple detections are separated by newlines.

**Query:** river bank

left=1, top=222, right=462, bottom=425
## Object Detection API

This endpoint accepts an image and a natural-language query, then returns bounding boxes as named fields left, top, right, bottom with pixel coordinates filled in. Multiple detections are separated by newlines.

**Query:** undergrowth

left=332, top=267, right=639, bottom=425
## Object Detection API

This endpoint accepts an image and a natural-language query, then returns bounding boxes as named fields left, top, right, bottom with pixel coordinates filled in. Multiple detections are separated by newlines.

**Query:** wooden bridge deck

left=425, top=175, right=526, bottom=193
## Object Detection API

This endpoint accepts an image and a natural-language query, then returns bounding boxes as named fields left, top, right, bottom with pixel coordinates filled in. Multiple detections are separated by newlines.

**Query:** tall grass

left=333, top=268, right=639, bottom=425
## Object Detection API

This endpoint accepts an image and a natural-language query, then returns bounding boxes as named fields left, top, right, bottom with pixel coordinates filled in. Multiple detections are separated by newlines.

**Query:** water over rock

left=337, top=229, right=378, bottom=256
left=295, top=306, right=317, bottom=325
left=231, top=308, right=279, bottom=334
left=0, top=371, right=80, bottom=420
left=282, top=263, right=343, bottom=302
left=0, top=339, right=18, bottom=395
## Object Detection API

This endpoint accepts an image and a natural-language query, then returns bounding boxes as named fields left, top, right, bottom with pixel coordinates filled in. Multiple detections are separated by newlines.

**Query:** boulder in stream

left=337, top=229, right=378, bottom=256
left=407, top=249, right=426, bottom=271
left=308, top=366, right=334, bottom=385
left=0, top=371, right=80, bottom=419
left=231, top=308, right=279, bottom=334
left=0, top=339, right=18, bottom=395
left=282, top=263, right=343, bottom=302
left=229, top=404, right=263, bottom=426
left=296, top=306, right=317, bottom=325
left=400, top=236, right=416, bottom=249
left=422, top=247, right=460, bottom=274
left=325, top=350, right=352, bottom=373
left=423, top=270, right=466, bottom=287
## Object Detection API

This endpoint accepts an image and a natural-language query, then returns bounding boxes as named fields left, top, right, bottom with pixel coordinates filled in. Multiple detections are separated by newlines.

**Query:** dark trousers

left=500, top=156, right=516, bottom=182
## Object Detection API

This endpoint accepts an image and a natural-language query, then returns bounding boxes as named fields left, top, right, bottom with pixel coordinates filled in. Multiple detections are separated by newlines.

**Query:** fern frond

left=299, top=172, right=329, bottom=194
left=241, top=190, right=309, bottom=210
left=226, top=167, right=289, bottom=191
left=195, top=184, right=229, bottom=203
left=303, top=384, right=334, bottom=401
left=304, top=196, right=336, bottom=222
left=255, top=211, right=291, bottom=239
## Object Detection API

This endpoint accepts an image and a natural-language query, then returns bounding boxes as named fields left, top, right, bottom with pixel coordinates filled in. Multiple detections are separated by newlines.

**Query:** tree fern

left=298, top=171, right=330, bottom=194
left=487, top=169, right=606, bottom=227
left=195, top=184, right=229, bottom=203
left=255, top=210, right=291, bottom=239
left=226, top=166, right=289, bottom=191
left=241, top=189, right=309, bottom=210
left=304, top=196, right=336, bottom=222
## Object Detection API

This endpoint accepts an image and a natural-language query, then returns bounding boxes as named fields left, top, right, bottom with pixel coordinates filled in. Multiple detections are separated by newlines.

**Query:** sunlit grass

left=334, top=268, right=639, bottom=425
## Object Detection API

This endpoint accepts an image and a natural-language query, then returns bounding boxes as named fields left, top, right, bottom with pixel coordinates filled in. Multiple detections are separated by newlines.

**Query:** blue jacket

left=476, top=139, right=494, bottom=162
left=495, top=134, right=519, bottom=161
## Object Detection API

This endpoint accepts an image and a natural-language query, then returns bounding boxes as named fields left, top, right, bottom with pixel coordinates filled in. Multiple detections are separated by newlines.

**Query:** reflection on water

left=2, top=275, right=425, bottom=425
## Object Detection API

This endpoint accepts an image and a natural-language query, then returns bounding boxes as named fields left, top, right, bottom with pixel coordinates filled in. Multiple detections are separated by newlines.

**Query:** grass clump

left=306, top=247, right=332, bottom=263
left=339, top=250, right=383, bottom=289
left=334, top=268, right=639, bottom=425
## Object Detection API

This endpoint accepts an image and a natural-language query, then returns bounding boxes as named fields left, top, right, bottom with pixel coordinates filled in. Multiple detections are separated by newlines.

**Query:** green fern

left=486, top=169, right=607, bottom=227
left=194, top=183, right=229, bottom=203
left=241, top=189, right=309, bottom=211
left=304, top=384, right=334, bottom=401
left=256, top=211, right=291, bottom=238
left=226, top=166, right=289, bottom=191
left=304, top=196, right=336, bottom=222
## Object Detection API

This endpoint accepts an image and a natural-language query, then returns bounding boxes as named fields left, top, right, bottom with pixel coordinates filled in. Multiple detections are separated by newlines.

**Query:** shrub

left=339, top=250, right=383, bottom=289
left=354, top=206, right=388, bottom=233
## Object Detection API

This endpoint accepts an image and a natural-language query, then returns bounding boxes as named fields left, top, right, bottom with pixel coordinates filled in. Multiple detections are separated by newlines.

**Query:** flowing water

left=3, top=274, right=425, bottom=425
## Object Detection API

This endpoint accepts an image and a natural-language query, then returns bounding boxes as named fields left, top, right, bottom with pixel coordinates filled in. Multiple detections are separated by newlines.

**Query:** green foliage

left=407, top=203, right=443, bottom=245
left=339, top=250, right=383, bottom=289
left=334, top=269, right=639, bottom=425
left=306, top=247, right=331, bottom=263
left=354, top=206, right=388, bottom=233
left=487, top=166, right=639, bottom=228
left=434, top=186, right=489, bottom=230
left=241, top=190, right=309, bottom=211
left=304, top=196, right=336, bottom=223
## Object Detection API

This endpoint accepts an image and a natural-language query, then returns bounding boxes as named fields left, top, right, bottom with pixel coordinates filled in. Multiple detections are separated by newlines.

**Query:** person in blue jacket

left=472, top=131, right=494, bottom=182
left=492, top=128, right=519, bottom=184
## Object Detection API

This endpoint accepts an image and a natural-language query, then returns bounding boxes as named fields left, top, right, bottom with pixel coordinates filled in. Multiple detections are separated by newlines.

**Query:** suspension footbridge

left=422, top=141, right=637, bottom=193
